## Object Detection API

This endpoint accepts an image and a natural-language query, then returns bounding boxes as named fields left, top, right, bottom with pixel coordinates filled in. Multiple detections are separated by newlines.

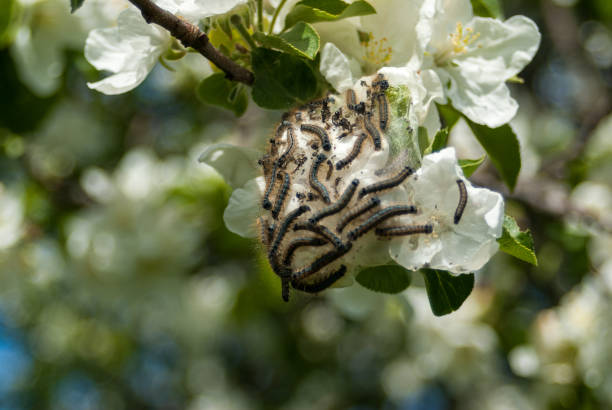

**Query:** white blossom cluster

left=317, top=0, right=541, bottom=129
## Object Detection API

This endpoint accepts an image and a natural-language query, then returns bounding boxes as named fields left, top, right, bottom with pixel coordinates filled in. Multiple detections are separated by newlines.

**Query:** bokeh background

left=1, top=0, right=612, bottom=408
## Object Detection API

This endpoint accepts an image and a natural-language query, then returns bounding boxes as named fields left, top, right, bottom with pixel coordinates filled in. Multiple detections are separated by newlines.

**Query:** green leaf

left=196, top=73, right=248, bottom=117
left=466, top=119, right=521, bottom=192
left=253, top=22, right=320, bottom=60
left=0, top=0, right=17, bottom=45
left=426, top=127, right=449, bottom=154
left=498, top=215, right=538, bottom=266
left=70, top=0, right=86, bottom=13
left=458, top=155, right=486, bottom=177
left=421, top=269, right=474, bottom=316
left=284, top=0, right=376, bottom=29
left=470, top=0, right=503, bottom=19
left=437, top=104, right=461, bottom=129
left=417, top=126, right=429, bottom=156
left=356, top=265, right=411, bottom=294
left=251, top=47, right=317, bottom=109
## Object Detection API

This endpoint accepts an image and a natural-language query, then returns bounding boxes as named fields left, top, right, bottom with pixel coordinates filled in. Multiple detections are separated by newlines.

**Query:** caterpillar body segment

left=268, top=205, right=311, bottom=265
left=293, top=222, right=343, bottom=249
left=336, top=133, right=367, bottom=170
left=336, top=196, right=381, bottom=233
left=376, top=93, right=388, bottom=131
left=280, top=267, right=291, bottom=302
left=346, top=89, right=356, bottom=110
left=277, top=127, right=295, bottom=167
left=309, top=153, right=331, bottom=204
left=375, top=224, right=433, bottom=236
left=358, top=166, right=414, bottom=199
left=292, top=265, right=347, bottom=293
left=282, top=237, right=328, bottom=266
left=363, top=116, right=382, bottom=150
left=301, top=124, right=331, bottom=151
left=347, top=205, right=417, bottom=241
left=309, top=179, right=359, bottom=224
left=271, top=172, right=290, bottom=220
left=262, top=162, right=279, bottom=210
left=292, top=242, right=352, bottom=281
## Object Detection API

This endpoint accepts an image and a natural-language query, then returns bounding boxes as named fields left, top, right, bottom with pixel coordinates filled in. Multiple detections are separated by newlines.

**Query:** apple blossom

left=84, top=0, right=247, bottom=95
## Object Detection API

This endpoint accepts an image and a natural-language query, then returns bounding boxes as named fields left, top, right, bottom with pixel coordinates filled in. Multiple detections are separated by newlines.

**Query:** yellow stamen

left=361, top=32, right=393, bottom=69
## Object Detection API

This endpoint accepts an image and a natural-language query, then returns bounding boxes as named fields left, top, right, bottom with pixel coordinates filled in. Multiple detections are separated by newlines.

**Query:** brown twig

left=127, top=0, right=254, bottom=85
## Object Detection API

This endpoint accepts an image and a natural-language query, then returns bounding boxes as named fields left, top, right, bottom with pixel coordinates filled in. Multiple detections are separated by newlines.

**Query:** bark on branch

left=127, top=0, right=254, bottom=85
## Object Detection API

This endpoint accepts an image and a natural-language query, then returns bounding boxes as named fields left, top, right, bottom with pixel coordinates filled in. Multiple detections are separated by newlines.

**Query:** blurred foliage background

left=1, top=0, right=612, bottom=409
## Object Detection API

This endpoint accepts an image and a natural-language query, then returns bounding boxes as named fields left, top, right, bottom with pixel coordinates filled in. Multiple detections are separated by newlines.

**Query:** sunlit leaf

left=284, top=0, right=376, bottom=29
left=459, top=155, right=486, bottom=177
left=471, top=0, right=503, bottom=18
left=254, top=22, right=320, bottom=60
left=426, top=127, right=449, bottom=154
left=498, top=215, right=538, bottom=266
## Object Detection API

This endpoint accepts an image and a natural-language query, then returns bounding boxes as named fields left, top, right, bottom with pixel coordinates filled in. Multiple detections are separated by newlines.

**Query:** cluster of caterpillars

left=257, top=75, right=468, bottom=302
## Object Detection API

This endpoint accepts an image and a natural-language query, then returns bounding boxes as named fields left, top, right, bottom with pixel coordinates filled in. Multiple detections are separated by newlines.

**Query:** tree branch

left=127, top=0, right=254, bottom=85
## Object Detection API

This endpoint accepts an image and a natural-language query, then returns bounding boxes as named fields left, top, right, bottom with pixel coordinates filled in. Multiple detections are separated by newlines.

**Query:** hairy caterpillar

left=454, top=179, right=468, bottom=224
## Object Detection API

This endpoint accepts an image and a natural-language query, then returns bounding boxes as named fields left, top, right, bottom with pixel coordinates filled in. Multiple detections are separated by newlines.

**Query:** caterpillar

left=363, top=116, right=382, bottom=150
left=277, top=127, right=294, bottom=167
left=309, top=153, right=331, bottom=204
left=262, top=162, right=279, bottom=210
left=325, top=159, right=333, bottom=181
left=358, top=166, right=414, bottom=199
left=271, top=172, right=290, bottom=220
left=293, top=222, right=343, bottom=249
left=291, top=265, right=347, bottom=293
left=282, top=236, right=327, bottom=266
left=301, top=124, right=331, bottom=151
left=454, top=179, right=468, bottom=224
left=268, top=205, right=311, bottom=271
left=336, top=133, right=367, bottom=170
left=275, top=120, right=292, bottom=138
left=267, top=222, right=276, bottom=244
left=292, top=242, right=352, bottom=280
left=375, top=224, right=433, bottom=236
left=309, top=179, right=359, bottom=224
left=347, top=205, right=417, bottom=241
left=258, top=216, right=270, bottom=247
left=376, top=93, right=388, bottom=131
left=280, top=266, right=291, bottom=302
left=336, top=196, right=381, bottom=233
left=346, top=88, right=356, bottom=110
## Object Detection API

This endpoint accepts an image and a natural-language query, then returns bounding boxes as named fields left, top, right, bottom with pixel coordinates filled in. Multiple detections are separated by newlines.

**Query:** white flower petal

left=84, top=8, right=171, bottom=94
left=320, top=43, right=358, bottom=92
left=439, top=15, right=540, bottom=127
left=362, top=0, right=423, bottom=66
left=440, top=67, right=519, bottom=127
left=420, top=0, right=473, bottom=52
left=314, top=19, right=363, bottom=61
left=87, top=70, right=151, bottom=95
left=463, top=16, right=541, bottom=81
left=390, top=147, right=504, bottom=273
left=223, top=178, right=263, bottom=238
left=85, top=27, right=131, bottom=73
left=198, top=143, right=261, bottom=189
